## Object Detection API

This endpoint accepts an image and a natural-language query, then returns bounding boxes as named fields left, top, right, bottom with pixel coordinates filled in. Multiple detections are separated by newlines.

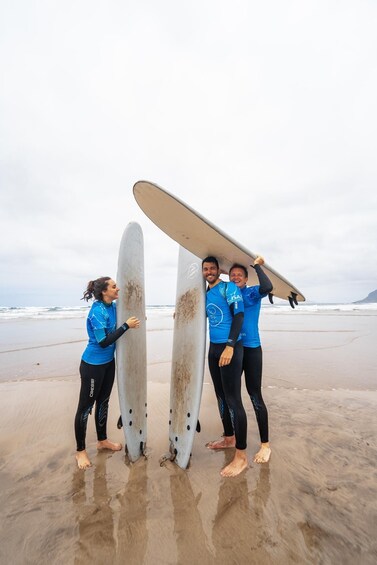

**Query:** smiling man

left=202, top=256, right=248, bottom=477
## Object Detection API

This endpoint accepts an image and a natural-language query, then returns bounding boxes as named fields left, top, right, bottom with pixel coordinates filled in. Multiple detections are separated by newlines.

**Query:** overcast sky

left=1, top=1, right=376, bottom=306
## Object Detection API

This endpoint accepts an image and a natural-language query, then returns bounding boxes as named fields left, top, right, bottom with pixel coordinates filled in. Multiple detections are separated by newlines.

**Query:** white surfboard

left=116, top=222, right=147, bottom=462
left=168, top=246, right=206, bottom=469
left=133, top=180, right=305, bottom=306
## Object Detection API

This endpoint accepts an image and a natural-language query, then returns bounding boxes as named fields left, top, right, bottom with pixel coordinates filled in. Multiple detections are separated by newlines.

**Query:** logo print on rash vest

left=207, top=303, right=224, bottom=327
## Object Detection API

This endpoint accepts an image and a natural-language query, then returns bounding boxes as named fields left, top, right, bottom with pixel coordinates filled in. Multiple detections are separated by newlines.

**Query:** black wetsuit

left=240, top=264, right=273, bottom=444
left=74, top=300, right=129, bottom=452
left=205, top=280, right=247, bottom=450
left=75, top=359, right=116, bottom=451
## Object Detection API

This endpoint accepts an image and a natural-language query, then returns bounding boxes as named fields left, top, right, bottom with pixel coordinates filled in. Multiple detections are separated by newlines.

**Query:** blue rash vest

left=206, top=280, right=244, bottom=344
left=240, top=285, right=267, bottom=348
left=81, top=300, right=117, bottom=365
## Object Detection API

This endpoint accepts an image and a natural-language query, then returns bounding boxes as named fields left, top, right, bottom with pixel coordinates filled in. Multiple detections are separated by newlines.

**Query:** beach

left=0, top=305, right=376, bottom=564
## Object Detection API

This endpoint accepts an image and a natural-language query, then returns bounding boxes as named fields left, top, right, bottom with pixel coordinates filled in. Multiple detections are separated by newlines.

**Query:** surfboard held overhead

left=133, top=180, right=305, bottom=303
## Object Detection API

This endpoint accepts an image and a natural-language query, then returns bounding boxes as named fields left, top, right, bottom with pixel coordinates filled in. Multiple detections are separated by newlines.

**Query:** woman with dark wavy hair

left=75, top=276, right=140, bottom=469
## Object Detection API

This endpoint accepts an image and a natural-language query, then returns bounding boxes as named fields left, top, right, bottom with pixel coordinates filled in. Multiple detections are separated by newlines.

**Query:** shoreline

left=1, top=308, right=377, bottom=389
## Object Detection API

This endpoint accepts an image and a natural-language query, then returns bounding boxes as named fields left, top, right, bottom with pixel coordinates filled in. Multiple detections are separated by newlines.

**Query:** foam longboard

left=169, top=246, right=206, bottom=469
left=133, top=180, right=305, bottom=304
left=116, top=222, right=147, bottom=461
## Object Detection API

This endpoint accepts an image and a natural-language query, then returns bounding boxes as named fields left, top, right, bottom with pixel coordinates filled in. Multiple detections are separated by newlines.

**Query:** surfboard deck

left=116, top=222, right=147, bottom=462
left=168, top=246, right=206, bottom=469
left=133, top=180, right=305, bottom=304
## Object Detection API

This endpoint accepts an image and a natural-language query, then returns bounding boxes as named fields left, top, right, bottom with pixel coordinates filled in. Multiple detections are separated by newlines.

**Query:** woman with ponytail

left=74, top=276, right=140, bottom=469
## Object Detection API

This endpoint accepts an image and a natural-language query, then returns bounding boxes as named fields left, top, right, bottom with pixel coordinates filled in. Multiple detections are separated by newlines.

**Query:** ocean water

left=1, top=302, right=376, bottom=385
left=1, top=302, right=376, bottom=322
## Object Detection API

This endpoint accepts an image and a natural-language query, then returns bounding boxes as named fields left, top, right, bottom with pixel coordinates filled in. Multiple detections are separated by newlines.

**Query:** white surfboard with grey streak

left=169, top=246, right=206, bottom=469
left=116, top=222, right=147, bottom=462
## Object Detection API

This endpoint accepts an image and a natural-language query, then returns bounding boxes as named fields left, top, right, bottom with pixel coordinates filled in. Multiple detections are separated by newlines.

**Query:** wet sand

left=0, top=310, right=376, bottom=564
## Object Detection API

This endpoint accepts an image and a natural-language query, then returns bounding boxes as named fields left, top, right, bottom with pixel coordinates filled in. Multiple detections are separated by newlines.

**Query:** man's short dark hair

left=229, top=263, right=248, bottom=277
left=202, top=256, right=219, bottom=268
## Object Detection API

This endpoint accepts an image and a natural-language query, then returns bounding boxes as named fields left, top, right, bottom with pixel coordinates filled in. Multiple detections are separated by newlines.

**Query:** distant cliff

left=354, top=289, right=377, bottom=304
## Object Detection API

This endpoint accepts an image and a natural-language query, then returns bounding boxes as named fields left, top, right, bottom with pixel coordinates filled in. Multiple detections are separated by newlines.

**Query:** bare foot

left=220, top=449, right=248, bottom=477
left=206, top=435, right=236, bottom=449
left=76, top=450, right=92, bottom=470
left=97, top=439, right=122, bottom=451
left=253, top=443, right=271, bottom=464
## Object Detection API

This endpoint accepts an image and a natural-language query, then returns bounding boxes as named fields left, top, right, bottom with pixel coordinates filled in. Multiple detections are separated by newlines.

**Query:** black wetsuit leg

left=243, top=346, right=269, bottom=443
left=208, top=344, right=234, bottom=438
left=74, top=359, right=116, bottom=451
left=94, top=359, right=115, bottom=442
left=208, top=341, right=247, bottom=450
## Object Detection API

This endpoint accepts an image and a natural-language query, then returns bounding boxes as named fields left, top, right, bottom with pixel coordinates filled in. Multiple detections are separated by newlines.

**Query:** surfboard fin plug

left=268, top=293, right=274, bottom=304
left=117, top=415, right=123, bottom=429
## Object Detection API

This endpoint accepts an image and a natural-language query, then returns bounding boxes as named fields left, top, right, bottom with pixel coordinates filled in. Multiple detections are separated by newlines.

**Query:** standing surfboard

left=133, top=180, right=305, bottom=305
left=116, top=222, right=147, bottom=462
left=169, top=246, right=206, bottom=469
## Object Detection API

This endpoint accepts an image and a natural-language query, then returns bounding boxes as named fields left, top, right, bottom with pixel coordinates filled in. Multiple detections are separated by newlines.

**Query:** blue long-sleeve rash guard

left=81, top=301, right=128, bottom=365
left=206, top=280, right=244, bottom=346
left=240, top=264, right=273, bottom=348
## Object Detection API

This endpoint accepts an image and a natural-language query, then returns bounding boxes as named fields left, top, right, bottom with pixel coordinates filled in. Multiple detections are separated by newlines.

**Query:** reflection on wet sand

left=212, top=453, right=272, bottom=562
left=253, top=465, right=271, bottom=516
left=169, top=467, right=214, bottom=564
left=115, top=457, right=148, bottom=565
left=72, top=453, right=116, bottom=564
left=72, top=454, right=148, bottom=565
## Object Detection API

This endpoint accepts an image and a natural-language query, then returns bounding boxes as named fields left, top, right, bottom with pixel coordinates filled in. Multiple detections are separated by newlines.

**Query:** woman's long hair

left=82, top=277, right=111, bottom=302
